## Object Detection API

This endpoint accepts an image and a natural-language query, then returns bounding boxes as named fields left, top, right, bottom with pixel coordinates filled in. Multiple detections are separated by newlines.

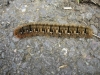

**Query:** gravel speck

left=10, top=42, right=15, bottom=49
left=21, top=62, right=28, bottom=68
left=97, top=33, right=100, bottom=37
left=91, top=25, right=98, bottom=34
left=9, top=32, right=13, bottom=37
left=89, top=40, right=99, bottom=50
left=0, top=60, right=2, bottom=66
left=12, top=37, right=20, bottom=42
left=18, top=49, right=24, bottom=53
left=1, top=52, right=4, bottom=58
left=95, top=13, right=100, bottom=18
left=61, top=48, right=68, bottom=56
left=20, top=5, right=27, bottom=12
left=12, top=62, right=17, bottom=69
left=86, top=12, right=93, bottom=20
left=81, top=12, right=93, bottom=20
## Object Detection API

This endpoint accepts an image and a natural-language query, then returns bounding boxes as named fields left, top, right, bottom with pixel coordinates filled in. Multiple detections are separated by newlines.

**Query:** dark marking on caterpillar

left=14, top=23, right=93, bottom=39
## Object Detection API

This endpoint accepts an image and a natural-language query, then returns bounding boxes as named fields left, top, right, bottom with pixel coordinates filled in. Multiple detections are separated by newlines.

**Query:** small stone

left=86, top=65, right=95, bottom=74
left=0, top=50, right=2, bottom=53
left=14, top=49, right=17, bottom=53
left=10, top=42, right=15, bottom=49
left=97, top=33, right=100, bottom=37
left=86, top=12, right=93, bottom=20
left=90, top=20, right=94, bottom=25
left=77, top=16, right=82, bottom=21
left=90, top=41, right=98, bottom=50
left=46, top=0, right=52, bottom=4
left=18, top=49, right=24, bottom=53
left=31, top=0, right=35, bottom=2
left=91, top=25, right=98, bottom=34
left=91, top=16, right=95, bottom=21
left=80, top=6, right=86, bottom=13
left=12, top=62, right=17, bottom=69
left=75, top=6, right=80, bottom=11
left=9, top=32, right=13, bottom=37
left=68, top=13, right=76, bottom=20
left=12, top=37, right=19, bottom=42
left=21, top=62, right=28, bottom=68
left=95, top=13, right=100, bottom=18
left=0, top=60, right=2, bottom=66
left=22, top=8, right=26, bottom=12
left=5, top=22, right=10, bottom=28
left=61, top=48, right=68, bottom=55
left=94, top=52, right=100, bottom=59
left=94, top=23, right=98, bottom=27
left=21, top=5, right=27, bottom=12
left=69, top=51, right=75, bottom=57
left=94, top=18, right=99, bottom=23
left=27, top=45, right=30, bottom=47
left=1, top=52, right=4, bottom=58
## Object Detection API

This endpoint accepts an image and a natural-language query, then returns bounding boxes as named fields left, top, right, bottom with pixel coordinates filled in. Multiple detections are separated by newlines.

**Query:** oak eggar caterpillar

left=14, top=23, right=94, bottom=39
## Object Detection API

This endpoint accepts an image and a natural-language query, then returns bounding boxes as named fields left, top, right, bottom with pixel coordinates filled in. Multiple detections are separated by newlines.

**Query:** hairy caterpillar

left=14, top=23, right=94, bottom=39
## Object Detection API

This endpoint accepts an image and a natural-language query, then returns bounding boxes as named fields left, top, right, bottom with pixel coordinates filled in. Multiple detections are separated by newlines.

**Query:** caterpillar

left=13, top=23, right=95, bottom=39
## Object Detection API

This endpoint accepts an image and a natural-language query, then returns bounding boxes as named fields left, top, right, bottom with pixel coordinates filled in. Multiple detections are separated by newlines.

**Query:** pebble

left=18, top=49, right=24, bottom=53
left=46, top=0, right=52, bottom=4
left=61, top=48, right=68, bottom=56
left=95, top=54, right=100, bottom=59
left=9, top=32, right=13, bottom=37
left=0, top=60, right=2, bottom=66
left=86, top=65, right=95, bottom=74
left=77, top=59, right=85, bottom=71
left=90, top=20, right=94, bottom=25
left=10, top=42, right=15, bottom=49
left=43, top=40, right=53, bottom=50
left=94, top=18, right=98, bottom=23
left=21, top=62, right=28, bottom=68
left=91, top=25, right=98, bottom=34
left=12, top=62, right=17, bottom=69
left=12, top=37, right=19, bottom=42
left=68, top=13, right=76, bottom=20
left=86, top=12, right=93, bottom=20
left=97, top=33, right=100, bottom=37
left=90, top=41, right=98, bottom=50
left=1, top=52, right=5, bottom=58
left=75, top=6, right=81, bottom=11
left=14, top=49, right=17, bottom=53
left=69, top=51, right=75, bottom=57
left=0, top=50, right=2, bottom=53
left=21, top=5, right=27, bottom=12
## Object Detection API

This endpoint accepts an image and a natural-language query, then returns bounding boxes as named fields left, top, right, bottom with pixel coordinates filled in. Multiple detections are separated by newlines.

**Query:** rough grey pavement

left=0, top=0, right=100, bottom=75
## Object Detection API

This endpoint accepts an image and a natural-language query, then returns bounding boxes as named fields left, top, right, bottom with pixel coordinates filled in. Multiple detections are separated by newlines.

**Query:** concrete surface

left=0, top=0, right=100, bottom=75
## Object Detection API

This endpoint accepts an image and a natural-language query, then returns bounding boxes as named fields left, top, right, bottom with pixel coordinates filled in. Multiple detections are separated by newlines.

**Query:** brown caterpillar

left=14, top=23, right=93, bottom=39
